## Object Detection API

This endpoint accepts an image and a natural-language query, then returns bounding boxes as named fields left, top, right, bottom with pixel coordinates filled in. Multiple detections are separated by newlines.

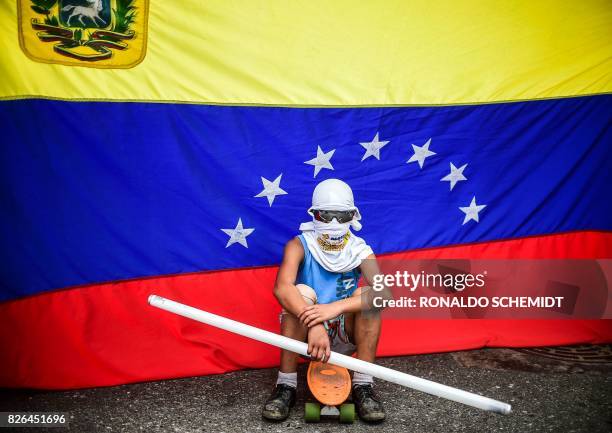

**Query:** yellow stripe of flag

left=1, top=0, right=610, bottom=105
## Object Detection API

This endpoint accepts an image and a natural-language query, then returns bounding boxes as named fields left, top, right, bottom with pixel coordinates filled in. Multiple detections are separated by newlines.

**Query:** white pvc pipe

left=148, top=294, right=511, bottom=414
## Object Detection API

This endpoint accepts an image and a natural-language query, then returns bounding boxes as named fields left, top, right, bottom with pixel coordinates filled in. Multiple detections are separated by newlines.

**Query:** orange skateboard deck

left=307, top=361, right=351, bottom=406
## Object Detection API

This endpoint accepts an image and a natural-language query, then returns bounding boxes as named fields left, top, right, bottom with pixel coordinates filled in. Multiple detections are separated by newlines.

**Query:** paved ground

left=1, top=346, right=611, bottom=433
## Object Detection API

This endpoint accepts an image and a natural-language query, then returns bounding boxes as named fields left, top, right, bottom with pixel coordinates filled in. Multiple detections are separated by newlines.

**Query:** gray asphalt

left=1, top=347, right=611, bottom=433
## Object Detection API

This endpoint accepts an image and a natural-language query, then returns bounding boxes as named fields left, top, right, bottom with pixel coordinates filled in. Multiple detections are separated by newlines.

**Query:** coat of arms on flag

left=18, top=0, right=148, bottom=68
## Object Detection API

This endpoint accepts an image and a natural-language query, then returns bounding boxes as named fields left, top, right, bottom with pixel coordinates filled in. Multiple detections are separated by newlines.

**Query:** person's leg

left=345, top=286, right=385, bottom=422
left=279, top=283, right=317, bottom=371
left=262, top=284, right=316, bottom=421
left=345, top=286, right=381, bottom=363
left=272, top=313, right=308, bottom=391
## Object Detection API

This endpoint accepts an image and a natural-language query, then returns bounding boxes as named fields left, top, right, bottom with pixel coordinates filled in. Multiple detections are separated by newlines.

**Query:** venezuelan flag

left=0, top=0, right=611, bottom=388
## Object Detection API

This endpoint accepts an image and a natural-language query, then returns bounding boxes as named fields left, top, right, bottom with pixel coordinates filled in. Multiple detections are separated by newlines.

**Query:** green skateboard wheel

left=339, top=403, right=356, bottom=423
left=304, top=402, right=321, bottom=422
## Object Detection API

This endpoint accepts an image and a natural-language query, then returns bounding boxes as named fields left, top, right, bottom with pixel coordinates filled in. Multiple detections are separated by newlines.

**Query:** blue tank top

left=296, top=235, right=361, bottom=304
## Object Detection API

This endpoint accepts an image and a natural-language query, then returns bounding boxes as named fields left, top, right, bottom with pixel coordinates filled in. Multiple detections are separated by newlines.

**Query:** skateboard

left=304, top=360, right=355, bottom=423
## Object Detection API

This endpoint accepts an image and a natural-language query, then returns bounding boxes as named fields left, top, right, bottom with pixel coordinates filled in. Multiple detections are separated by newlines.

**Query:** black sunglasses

left=313, top=209, right=356, bottom=224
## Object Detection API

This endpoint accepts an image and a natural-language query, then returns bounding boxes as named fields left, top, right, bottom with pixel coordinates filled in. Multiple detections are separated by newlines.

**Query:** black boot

left=262, top=384, right=296, bottom=421
left=352, top=384, right=386, bottom=422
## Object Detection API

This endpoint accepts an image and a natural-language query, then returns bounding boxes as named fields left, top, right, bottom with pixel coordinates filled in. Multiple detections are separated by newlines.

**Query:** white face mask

left=313, top=219, right=351, bottom=251
left=299, top=214, right=373, bottom=274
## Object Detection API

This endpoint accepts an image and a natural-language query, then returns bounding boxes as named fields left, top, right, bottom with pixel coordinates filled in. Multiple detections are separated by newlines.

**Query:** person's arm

left=273, top=238, right=331, bottom=361
left=272, top=237, right=307, bottom=316
left=298, top=253, right=393, bottom=327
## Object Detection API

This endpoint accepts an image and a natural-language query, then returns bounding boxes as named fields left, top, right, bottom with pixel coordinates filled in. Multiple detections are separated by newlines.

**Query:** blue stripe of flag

left=0, top=95, right=610, bottom=300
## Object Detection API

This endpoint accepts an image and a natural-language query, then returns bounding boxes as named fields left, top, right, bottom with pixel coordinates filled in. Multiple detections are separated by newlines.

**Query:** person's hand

left=307, top=324, right=331, bottom=362
left=299, top=302, right=343, bottom=328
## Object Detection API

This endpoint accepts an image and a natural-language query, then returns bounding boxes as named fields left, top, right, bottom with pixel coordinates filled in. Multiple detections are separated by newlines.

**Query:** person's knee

left=279, top=284, right=316, bottom=337
left=350, top=286, right=380, bottom=319
left=295, top=284, right=317, bottom=305
left=351, top=286, right=384, bottom=320
left=350, top=285, right=370, bottom=298
left=279, top=284, right=317, bottom=316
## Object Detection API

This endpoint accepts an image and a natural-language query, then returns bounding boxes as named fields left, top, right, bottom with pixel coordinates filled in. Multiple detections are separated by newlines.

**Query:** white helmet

left=307, top=179, right=362, bottom=230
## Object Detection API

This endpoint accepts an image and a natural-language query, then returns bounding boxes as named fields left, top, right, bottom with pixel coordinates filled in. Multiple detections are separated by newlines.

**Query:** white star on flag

left=459, top=196, right=487, bottom=225
left=254, top=174, right=287, bottom=206
left=407, top=138, right=436, bottom=168
left=441, top=163, right=468, bottom=191
left=304, top=146, right=335, bottom=178
left=360, top=132, right=389, bottom=161
left=221, top=218, right=255, bottom=248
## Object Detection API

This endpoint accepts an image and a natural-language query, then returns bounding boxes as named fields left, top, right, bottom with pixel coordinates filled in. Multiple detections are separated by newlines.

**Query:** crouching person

left=262, top=179, right=390, bottom=423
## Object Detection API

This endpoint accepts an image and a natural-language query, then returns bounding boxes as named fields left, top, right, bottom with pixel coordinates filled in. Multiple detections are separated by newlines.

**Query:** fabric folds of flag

left=0, top=0, right=611, bottom=389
